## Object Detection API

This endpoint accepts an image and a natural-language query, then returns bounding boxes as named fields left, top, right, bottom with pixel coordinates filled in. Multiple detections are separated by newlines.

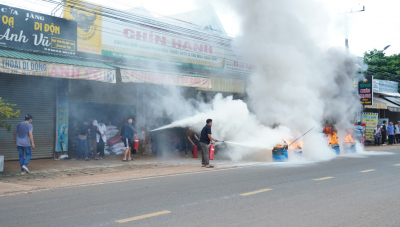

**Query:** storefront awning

left=375, top=92, right=400, bottom=98
left=0, top=49, right=116, bottom=83
left=117, top=65, right=212, bottom=89
left=365, top=97, right=400, bottom=112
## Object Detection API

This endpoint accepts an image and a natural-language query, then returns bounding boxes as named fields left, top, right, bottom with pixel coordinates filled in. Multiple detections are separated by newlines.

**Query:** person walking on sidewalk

left=122, top=118, right=144, bottom=162
left=199, top=119, right=219, bottom=168
left=13, top=114, right=35, bottom=174
left=78, top=120, right=90, bottom=161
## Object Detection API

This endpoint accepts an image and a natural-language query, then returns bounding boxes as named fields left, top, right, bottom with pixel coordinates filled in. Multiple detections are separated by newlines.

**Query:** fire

left=324, top=127, right=339, bottom=145
left=328, top=132, right=339, bottom=145
left=274, top=141, right=288, bottom=149
left=296, top=141, right=304, bottom=149
left=344, top=133, right=355, bottom=143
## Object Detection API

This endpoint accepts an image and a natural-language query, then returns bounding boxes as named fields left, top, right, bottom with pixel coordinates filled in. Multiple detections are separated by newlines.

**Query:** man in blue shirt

left=13, top=114, right=35, bottom=174
left=354, top=122, right=364, bottom=144
left=122, top=118, right=144, bottom=161
left=387, top=122, right=395, bottom=145
left=199, top=119, right=219, bottom=168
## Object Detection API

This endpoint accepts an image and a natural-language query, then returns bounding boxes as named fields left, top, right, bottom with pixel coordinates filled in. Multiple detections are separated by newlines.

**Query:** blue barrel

left=331, top=145, right=340, bottom=155
left=272, top=148, right=288, bottom=162
left=350, top=144, right=356, bottom=153
left=294, top=149, right=302, bottom=156
left=344, top=143, right=356, bottom=153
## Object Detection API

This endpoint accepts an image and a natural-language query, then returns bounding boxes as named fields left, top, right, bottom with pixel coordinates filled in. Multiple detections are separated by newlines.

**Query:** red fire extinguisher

left=209, top=144, right=215, bottom=160
left=133, top=137, right=139, bottom=150
left=193, top=146, right=197, bottom=158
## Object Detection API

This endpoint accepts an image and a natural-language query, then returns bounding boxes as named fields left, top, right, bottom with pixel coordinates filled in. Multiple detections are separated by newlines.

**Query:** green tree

left=364, top=49, right=400, bottom=89
left=0, top=97, right=20, bottom=131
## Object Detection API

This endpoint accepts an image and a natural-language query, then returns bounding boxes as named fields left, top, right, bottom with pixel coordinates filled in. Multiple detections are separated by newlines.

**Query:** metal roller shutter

left=0, top=73, right=56, bottom=161
left=69, top=80, right=136, bottom=105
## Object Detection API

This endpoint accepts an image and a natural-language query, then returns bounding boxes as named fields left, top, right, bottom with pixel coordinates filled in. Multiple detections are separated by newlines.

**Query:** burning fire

left=296, top=141, right=304, bottom=149
left=274, top=141, right=288, bottom=149
left=324, top=127, right=339, bottom=145
left=344, top=133, right=355, bottom=144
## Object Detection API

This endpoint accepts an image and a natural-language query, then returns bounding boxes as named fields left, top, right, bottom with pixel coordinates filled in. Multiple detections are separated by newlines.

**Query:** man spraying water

left=199, top=119, right=219, bottom=168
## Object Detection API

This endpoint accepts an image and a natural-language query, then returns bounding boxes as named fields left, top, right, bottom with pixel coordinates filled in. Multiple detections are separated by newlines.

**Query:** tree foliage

left=364, top=49, right=400, bottom=81
left=0, top=97, right=20, bottom=132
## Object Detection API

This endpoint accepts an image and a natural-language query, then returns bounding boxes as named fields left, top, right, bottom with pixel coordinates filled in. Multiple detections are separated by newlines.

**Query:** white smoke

left=147, top=0, right=362, bottom=162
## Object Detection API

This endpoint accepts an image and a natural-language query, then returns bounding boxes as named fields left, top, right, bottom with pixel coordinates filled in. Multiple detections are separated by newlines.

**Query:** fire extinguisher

left=209, top=144, right=215, bottom=160
left=193, top=145, right=197, bottom=158
left=133, top=137, right=139, bottom=150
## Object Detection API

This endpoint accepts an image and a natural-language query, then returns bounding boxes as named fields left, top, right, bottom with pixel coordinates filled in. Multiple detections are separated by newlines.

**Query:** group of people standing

left=76, top=119, right=107, bottom=161
left=373, top=120, right=400, bottom=146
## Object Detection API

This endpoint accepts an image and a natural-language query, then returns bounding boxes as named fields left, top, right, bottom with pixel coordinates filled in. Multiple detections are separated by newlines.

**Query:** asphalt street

left=1, top=151, right=400, bottom=227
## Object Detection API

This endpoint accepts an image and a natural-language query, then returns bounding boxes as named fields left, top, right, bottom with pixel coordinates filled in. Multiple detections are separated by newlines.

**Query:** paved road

left=1, top=151, right=400, bottom=227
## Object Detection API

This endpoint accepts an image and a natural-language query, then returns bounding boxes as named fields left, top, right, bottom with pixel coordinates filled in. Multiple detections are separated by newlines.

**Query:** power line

left=0, top=0, right=253, bottom=68
left=41, top=0, right=233, bottom=47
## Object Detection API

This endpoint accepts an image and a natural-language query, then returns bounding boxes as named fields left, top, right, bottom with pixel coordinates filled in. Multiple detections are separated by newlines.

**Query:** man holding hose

left=200, top=119, right=218, bottom=168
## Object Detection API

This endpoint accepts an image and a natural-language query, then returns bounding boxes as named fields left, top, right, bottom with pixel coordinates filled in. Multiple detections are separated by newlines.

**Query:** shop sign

left=362, top=112, right=378, bottom=141
left=56, top=97, right=68, bottom=152
left=224, top=54, right=256, bottom=75
left=102, top=23, right=225, bottom=71
left=121, top=69, right=212, bottom=88
left=0, top=4, right=77, bottom=55
left=63, top=0, right=102, bottom=55
left=358, top=76, right=373, bottom=105
left=0, top=57, right=116, bottom=83
left=364, top=102, right=387, bottom=109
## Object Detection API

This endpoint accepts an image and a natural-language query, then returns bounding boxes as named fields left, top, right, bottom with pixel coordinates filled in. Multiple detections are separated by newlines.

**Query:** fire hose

left=288, top=127, right=315, bottom=147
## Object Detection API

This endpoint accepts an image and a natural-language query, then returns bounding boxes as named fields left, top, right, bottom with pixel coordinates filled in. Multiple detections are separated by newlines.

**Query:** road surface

left=1, top=151, right=399, bottom=227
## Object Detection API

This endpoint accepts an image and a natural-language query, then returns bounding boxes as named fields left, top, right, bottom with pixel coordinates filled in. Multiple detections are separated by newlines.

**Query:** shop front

left=0, top=49, right=116, bottom=161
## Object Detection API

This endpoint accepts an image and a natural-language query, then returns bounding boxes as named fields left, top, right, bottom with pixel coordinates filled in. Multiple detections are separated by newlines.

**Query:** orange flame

left=325, top=127, right=339, bottom=145
left=344, top=133, right=355, bottom=143
left=296, top=141, right=304, bottom=149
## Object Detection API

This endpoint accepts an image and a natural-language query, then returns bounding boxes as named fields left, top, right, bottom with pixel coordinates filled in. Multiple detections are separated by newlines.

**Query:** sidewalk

left=0, top=152, right=258, bottom=195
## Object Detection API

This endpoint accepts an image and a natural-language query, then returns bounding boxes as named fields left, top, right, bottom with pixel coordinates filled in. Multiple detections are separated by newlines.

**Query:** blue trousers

left=17, top=146, right=31, bottom=172
left=78, top=138, right=89, bottom=159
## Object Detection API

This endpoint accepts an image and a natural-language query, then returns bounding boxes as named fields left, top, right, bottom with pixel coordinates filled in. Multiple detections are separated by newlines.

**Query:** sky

left=0, top=0, right=399, bottom=57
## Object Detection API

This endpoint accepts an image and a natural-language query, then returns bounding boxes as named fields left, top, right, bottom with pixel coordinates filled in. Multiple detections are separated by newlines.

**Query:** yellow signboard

left=362, top=112, right=378, bottom=140
left=63, top=0, right=102, bottom=55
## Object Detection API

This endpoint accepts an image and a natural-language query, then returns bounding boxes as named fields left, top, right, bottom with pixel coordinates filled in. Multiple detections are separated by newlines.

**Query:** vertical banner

left=358, top=76, right=373, bottom=105
left=56, top=97, right=69, bottom=152
left=63, top=0, right=102, bottom=55
left=362, top=112, right=378, bottom=141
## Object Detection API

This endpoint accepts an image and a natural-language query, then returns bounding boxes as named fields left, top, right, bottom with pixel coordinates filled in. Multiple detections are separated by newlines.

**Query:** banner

left=358, top=76, right=373, bottom=105
left=56, top=97, right=68, bottom=152
left=197, top=76, right=245, bottom=93
left=102, top=22, right=225, bottom=71
left=0, top=4, right=77, bottom=55
left=0, top=57, right=116, bottom=83
left=362, top=112, right=378, bottom=141
left=121, top=69, right=211, bottom=88
left=63, top=0, right=102, bottom=55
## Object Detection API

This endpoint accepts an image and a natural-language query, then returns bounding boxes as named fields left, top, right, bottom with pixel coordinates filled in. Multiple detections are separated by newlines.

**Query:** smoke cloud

left=148, top=0, right=362, bottom=161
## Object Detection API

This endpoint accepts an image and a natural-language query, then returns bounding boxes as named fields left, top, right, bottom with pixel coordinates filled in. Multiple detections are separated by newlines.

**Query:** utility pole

left=343, top=5, right=365, bottom=50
